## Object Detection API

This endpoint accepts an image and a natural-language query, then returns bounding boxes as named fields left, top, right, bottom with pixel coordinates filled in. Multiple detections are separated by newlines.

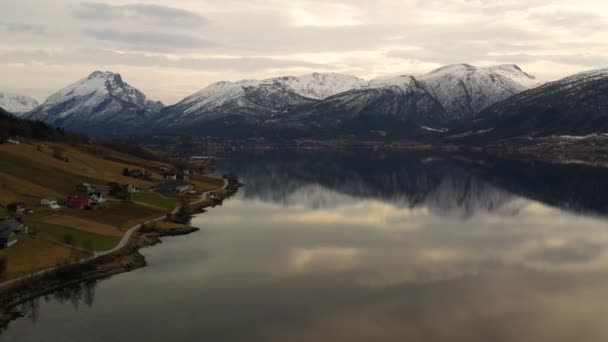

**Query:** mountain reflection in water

left=3, top=151, right=608, bottom=342
left=222, top=151, right=608, bottom=218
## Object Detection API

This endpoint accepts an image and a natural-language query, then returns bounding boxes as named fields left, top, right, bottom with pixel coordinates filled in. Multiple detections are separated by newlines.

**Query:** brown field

left=61, top=202, right=165, bottom=230
left=41, top=215, right=123, bottom=237
left=0, top=140, right=225, bottom=275
left=155, top=221, right=189, bottom=230
left=0, top=172, right=61, bottom=207
left=191, top=176, right=226, bottom=192
left=76, top=144, right=173, bottom=174
left=0, top=238, right=79, bottom=280
left=0, top=143, right=159, bottom=189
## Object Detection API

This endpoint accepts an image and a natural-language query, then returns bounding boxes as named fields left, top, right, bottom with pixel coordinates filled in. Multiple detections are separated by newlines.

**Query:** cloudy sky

left=1, top=0, right=608, bottom=104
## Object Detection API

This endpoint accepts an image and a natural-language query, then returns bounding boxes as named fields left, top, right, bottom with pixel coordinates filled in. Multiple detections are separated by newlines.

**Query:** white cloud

left=1, top=0, right=608, bottom=104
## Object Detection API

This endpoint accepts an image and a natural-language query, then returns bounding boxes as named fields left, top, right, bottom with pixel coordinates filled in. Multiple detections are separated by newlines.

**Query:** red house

left=67, top=195, right=89, bottom=209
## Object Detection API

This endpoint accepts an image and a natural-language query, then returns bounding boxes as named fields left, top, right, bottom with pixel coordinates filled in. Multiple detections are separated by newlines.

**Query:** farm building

left=76, top=183, right=95, bottom=194
left=41, top=197, right=61, bottom=210
left=0, top=218, right=27, bottom=248
left=67, top=195, right=89, bottom=209
left=163, top=172, right=177, bottom=181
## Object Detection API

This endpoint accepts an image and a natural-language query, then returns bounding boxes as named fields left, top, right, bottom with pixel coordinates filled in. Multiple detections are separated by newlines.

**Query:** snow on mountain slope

left=0, top=92, right=39, bottom=115
left=179, top=79, right=261, bottom=115
left=157, top=65, right=539, bottom=138
left=274, top=73, right=368, bottom=100
left=291, top=76, right=448, bottom=138
left=418, top=64, right=539, bottom=120
left=368, top=75, right=418, bottom=90
left=176, top=72, right=366, bottom=116
left=454, top=68, right=608, bottom=140
left=485, top=64, right=541, bottom=89
left=157, top=79, right=319, bottom=132
left=27, top=71, right=164, bottom=135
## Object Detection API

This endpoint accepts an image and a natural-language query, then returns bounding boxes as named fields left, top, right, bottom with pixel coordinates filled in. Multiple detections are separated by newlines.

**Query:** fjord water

left=4, top=151, right=608, bottom=341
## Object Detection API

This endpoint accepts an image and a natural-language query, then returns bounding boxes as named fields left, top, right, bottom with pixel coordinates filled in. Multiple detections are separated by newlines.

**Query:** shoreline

left=0, top=180, right=240, bottom=328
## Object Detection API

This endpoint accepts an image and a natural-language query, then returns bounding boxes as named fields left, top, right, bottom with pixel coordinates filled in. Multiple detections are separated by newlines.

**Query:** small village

left=0, top=140, right=241, bottom=288
left=0, top=163, right=233, bottom=251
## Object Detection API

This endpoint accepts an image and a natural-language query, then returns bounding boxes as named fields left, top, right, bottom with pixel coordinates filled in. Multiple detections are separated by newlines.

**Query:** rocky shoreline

left=0, top=225, right=197, bottom=327
left=0, top=182, right=240, bottom=329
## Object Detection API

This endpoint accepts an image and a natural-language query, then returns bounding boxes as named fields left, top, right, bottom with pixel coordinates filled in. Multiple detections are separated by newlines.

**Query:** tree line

left=0, top=108, right=89, bottom=144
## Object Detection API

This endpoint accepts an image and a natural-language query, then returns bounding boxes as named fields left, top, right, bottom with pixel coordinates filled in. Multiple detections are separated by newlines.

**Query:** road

left=0, top=179, right=229, bottom=289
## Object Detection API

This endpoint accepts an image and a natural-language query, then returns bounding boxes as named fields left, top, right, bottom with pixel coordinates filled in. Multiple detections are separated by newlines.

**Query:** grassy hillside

left=0, top=140, right=225, bottom=280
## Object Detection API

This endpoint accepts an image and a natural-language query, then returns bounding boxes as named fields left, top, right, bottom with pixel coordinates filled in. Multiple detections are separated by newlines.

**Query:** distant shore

left=143, top=135, right=608, bottom=167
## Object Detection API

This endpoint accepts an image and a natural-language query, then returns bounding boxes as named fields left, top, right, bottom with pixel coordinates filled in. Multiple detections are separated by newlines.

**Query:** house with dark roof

left=76, top=183, right=95, bottom=194
left=0, top=218, right=27, bottom=248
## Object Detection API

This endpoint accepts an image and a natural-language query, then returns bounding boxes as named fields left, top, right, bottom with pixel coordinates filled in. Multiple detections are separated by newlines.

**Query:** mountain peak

left=88, top=70, right=116, bottom=78
left=498, top=64, right=521, bottom=71
left=88, top=70, right=124, bottom=86
left=0, top=92, right=39, bottom=115
left=26, top=71, right=162, bottom=135
left=428, top=64, right=476, bottom=75
left=419, top=63, right=538, bottom=119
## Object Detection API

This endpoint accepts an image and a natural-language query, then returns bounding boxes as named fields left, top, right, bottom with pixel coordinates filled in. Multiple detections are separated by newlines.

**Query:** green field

left=132, top=192, right=177, bottom=211
left=62, top=202, right=165, bottom=229
left=25, top=220, right=120, bottom=251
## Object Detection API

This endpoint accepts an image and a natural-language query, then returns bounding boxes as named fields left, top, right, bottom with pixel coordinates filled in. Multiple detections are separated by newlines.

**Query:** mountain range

left=156, top=64, right=539, bottom=138
left=5, top=63, right=608, bottom=141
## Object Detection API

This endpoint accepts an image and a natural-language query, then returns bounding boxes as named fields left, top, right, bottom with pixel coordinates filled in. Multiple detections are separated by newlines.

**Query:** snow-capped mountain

left=159, top=72, right=366, bottom=126
left=417, top=64, right=539, bottom=120
left=291, top=76, right=448, bottom=138
left=156, top=73, right=368, bottom=134
left=27, top=71, right=164, bottom=135
left=453, top=68, right=608, bottom=140
left=172, top=72, right=365, bottom=114
left=273, top=73, right=368, bottom=100
left=155, top=65, right=538, bottom=138
left=0, top=92, right=39, bottom=116
left=156, top=79, right=318, bottom=135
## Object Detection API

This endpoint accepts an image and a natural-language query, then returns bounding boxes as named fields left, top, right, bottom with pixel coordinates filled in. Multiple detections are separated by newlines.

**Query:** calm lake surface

left=4, top=151, right=608, bottom=341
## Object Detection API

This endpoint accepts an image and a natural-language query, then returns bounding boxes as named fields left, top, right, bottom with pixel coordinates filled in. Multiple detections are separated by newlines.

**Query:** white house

left=41, top=197, right=61, bottom=210
left=89, top=192, right=106, bottom=205
left=41, top=197, right=57, bottom=206
left=127, top=185, right=140, bottom=193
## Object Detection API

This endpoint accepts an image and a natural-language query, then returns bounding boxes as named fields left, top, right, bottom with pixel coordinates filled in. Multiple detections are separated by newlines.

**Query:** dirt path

left=0, top=179, right=229, bottom=289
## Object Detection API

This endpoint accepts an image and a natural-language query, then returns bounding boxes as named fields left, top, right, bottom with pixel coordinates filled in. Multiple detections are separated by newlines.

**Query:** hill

left=0, top=106, right=88, bottom=144
left=0, top=136, right=224, bottom=280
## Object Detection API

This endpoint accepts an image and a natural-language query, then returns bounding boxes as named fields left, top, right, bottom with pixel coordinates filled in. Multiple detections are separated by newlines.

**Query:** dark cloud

left=0, top=21, right=46, bottom=35
left=73, top=2, right=208, bottom=27
left=83, top=29, right=214, bottom=51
